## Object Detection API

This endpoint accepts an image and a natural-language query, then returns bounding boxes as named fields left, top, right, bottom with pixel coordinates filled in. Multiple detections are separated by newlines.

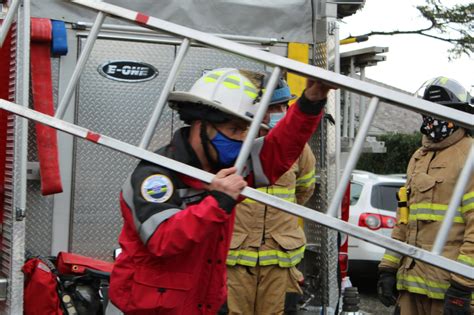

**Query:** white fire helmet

left=168, top=68, right=260, bottom=123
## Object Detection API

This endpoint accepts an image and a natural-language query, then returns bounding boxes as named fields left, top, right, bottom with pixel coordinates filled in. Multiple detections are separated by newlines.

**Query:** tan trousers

left=226, top=265, right=301, bottom=315
left=398, top=291, right=474, bottom=315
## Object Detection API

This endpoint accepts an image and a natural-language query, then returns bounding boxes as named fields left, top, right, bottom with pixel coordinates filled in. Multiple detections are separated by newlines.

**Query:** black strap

left=200, top=121, right=218, bottom=171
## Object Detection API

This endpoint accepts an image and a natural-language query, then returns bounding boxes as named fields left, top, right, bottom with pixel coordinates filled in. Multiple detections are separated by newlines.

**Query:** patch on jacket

left=141, top=174, right=174, bottom=203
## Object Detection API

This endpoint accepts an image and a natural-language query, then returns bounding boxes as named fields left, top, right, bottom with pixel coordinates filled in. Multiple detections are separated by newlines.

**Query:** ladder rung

left=0, top=0, right=21, bottom=47
left=0, top=98, right=472, bottom=280
left=139, top=38, right=190, bottom=149
left=234, top=67, right=281, bottom=175
left=69, top=0, right=473, bottom=129
left=327, top=96, right=379, bottom=218
left=55, top=11, right=106, bottom=119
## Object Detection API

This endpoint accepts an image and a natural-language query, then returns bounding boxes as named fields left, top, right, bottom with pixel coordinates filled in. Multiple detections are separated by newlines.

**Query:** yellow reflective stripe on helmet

left=409, top=203, right=464, bottom=223
left=244, top=88, right=258, bottom=99
left=223, top=77, right=241, bottom=89
left=204, top=72, right=258, bottom=99
left=203, top=72, right=222, bottom=83
left=458, top=254, right=474, bottom=267
left=439, top=77, right=449, bottom=85
left=296, top=170, right=316, bottom=188
left=243, top=80, right=258, bottom=99
left=226, top=246, right=305, bottom=267
left=461, top=191, right=474, bottom=214
left=244, top=81, right=256, bottom=89
left=383, top=251, right=401, bottom=265
left=396, top=274, right=449, bottom=299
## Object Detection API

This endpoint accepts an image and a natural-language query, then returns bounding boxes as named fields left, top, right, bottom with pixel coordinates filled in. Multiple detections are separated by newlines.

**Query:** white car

left=347, top=170, right=405, bottom=277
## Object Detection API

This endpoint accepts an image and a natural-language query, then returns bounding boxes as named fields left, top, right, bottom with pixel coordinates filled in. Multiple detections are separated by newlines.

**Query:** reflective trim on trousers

left=397, top=274, right=449, bottom=300
left=226, top=246, right=305, bottom=268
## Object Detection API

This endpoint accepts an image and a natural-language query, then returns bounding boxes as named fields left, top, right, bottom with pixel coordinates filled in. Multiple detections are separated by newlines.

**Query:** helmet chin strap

left=200, top=121, right=220, bottom=171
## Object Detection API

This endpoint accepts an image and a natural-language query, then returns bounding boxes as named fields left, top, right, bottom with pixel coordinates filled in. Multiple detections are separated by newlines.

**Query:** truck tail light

left=339, top=252, right=348, bottom=276
left=358, top=213, right=396, bottom=230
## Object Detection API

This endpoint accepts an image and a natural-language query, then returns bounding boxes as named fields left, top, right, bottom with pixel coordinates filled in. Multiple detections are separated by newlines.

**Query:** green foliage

left=357, top=132, right=422, bottom=174
left=357, top=1, right=473, bottom=60
left=417, top=0, right=473, bottom=59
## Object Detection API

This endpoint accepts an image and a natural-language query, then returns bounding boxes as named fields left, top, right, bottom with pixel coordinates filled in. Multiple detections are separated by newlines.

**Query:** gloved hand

left=377, top=269, right=398, bottom=307
left=443, top=281, right=472, bottom=315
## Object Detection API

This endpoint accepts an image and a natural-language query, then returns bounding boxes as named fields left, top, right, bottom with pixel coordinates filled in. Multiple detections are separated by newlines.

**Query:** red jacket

left=110, top=101, right=323, bottom=314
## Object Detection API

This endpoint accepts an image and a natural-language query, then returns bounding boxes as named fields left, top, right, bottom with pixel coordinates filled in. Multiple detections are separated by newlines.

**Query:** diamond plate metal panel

left=303, top=33, right=339, bottom=311
left=25, top=182, right=54, bottom=256
left=71, top=39, right=175, bottom=259
left=325, top=32, right=342, bottom=312
left=25, top=58, right=59, bottom=256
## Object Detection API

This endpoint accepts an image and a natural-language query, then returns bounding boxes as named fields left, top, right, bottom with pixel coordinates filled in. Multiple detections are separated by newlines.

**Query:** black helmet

left=415, top=77, right=473, bottom=114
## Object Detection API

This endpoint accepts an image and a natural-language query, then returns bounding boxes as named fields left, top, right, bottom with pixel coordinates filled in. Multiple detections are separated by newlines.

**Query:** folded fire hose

left=30, top=18, right=63, bottom=195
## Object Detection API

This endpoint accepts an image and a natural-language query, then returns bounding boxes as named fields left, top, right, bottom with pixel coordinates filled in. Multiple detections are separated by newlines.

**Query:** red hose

left=30, top=18, right=63, bottom=195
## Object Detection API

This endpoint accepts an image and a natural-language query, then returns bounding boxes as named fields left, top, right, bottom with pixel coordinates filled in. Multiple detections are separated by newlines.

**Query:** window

left=350, top=182, right=363, bottom=206
left=371, top=184, right=403, bottom=212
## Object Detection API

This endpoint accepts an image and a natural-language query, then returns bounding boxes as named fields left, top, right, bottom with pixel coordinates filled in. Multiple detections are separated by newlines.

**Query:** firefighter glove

left=377, top=270, right=398, bottom=307
left=443, top=281, right=472, bottom=315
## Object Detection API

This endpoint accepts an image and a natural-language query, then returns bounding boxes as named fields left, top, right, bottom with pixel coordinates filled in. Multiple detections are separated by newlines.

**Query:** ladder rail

left=431, top=145, right=474, bottom=255
left=327, top=96, right=379, bottom=217
left=69, top=0, right=473, bottom=129
left=139, top=38, right=190, bottom=149
left=0, top=98, right=472, bottom=279
left=0, top=0, right=21, bottom=47
left=54, top=11, right=106, bottom=119
left=234, top=67, right=281, bottom=175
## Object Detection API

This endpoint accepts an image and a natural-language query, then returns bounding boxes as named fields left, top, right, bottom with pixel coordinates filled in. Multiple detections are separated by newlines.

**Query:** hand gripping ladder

left=0, top=0, right=473, bottom=279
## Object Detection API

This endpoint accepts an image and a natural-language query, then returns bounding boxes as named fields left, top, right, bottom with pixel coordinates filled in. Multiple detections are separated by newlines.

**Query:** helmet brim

left=269, top=94, right=298, bottom=105
left=169, top=92, right=269, bottom=129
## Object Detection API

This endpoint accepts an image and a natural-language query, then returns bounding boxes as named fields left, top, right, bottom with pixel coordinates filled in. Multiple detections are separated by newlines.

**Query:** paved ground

left=350, top=274, right=395, bottom=315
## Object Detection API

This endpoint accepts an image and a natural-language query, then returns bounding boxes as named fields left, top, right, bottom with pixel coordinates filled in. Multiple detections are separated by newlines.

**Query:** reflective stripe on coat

left=227, top=144, right=316, bottom=267
left=379, top=130, right=474, bottom=300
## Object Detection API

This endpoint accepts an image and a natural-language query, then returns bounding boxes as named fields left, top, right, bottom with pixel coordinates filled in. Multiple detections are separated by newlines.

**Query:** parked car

left=347, top=170, right=405, bottom=278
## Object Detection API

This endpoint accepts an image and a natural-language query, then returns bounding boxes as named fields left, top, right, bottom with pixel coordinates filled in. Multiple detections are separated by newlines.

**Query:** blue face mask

left=210, top=131, right=243, bottom=166
left=268, top=112, right=285, bottom=129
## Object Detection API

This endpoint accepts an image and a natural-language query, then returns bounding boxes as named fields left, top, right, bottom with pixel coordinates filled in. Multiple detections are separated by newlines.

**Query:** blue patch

left=140, top=174, right=173, bottom=203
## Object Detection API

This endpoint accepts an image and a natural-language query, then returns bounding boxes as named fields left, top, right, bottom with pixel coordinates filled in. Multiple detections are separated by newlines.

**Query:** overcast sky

left=339, top=0, right=473, bottom=94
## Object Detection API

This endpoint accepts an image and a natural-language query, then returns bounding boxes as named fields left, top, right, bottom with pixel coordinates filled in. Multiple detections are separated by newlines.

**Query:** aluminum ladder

left=0, top=0, right=472, bottom=280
